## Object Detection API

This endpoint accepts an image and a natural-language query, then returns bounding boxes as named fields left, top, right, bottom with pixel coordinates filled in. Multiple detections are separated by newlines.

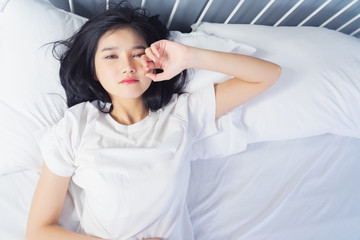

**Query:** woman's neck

left=110, top=98, right=149, bottom=125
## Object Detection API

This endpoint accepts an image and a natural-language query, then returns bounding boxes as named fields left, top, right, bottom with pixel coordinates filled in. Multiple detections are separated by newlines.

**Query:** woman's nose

left=122, top=57, right=136, bottom=74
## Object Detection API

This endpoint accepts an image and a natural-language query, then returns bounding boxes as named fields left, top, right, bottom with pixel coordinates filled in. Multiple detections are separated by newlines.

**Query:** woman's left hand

left=141, top=40, right=188, bottom=82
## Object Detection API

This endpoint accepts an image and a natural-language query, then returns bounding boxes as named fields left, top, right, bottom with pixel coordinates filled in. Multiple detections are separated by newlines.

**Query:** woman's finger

left=145, top=47, right=157, bottom=63
left=145, top=72, right=157, bottom=81
left=141, top=55, right=156, bottom=71
left=145, top=71, right=167, bottom=82
left=150, top=42, right=161, bottom=58
left=140, top=54, right=149, bottom=68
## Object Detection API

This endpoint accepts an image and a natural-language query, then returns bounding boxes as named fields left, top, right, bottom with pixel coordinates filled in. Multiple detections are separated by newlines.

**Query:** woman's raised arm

left=142, top=40, right=282, bottom=118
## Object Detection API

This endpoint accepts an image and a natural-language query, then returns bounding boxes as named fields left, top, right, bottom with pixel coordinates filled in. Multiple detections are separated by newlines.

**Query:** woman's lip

left=120, top=79, right=139, bottom=84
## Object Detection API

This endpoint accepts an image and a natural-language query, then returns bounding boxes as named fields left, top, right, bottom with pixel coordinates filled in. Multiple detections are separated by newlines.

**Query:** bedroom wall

left=49, top=0, right=360, bottom=36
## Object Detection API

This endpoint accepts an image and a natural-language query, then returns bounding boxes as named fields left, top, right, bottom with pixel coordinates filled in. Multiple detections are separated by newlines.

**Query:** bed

left=0, top=0, right=359, bottom=239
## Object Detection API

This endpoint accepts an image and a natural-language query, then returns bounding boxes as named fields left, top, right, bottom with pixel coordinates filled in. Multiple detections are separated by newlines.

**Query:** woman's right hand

left=141, top=40, right=189, bottom=82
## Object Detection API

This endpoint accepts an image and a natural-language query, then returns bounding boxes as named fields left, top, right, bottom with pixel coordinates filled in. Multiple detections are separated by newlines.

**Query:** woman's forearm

left=27, top=225, right=162, bottom=240
left=183, top=46, right=281, bottom=84
left=179, top=45, right=282, bottom=118
left=26, top=224, right=104, bottom=240
left=26, top=165, right=105, bottom=240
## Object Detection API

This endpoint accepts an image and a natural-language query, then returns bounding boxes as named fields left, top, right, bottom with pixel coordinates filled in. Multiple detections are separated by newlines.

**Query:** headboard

left=49, top=0, right=360, bottom=38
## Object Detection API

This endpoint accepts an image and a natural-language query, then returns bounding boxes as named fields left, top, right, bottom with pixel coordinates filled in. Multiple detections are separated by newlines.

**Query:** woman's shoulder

left=65, top=101, right=95, bottom=115
left=160, top=92, right=189, bottom=114
left=168, top=85, right=215, bottom=110
left=160, top=87, right=211, bottom=121
left=60, top=101, right=101, bottom=125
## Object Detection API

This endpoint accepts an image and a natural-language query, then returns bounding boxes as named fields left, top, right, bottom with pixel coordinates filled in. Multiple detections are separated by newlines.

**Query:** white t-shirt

left=39, top=85, right=224, bottom=240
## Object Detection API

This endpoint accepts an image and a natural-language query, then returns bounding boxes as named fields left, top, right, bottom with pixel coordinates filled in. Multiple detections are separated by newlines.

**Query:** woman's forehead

left=99, top=28, right=147, bottom=48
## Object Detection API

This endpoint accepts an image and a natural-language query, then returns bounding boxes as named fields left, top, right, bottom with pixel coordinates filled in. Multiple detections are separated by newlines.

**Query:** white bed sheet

left=1, top=134, right=359, bottom=239
left=188, top=134, right=360, bottom=240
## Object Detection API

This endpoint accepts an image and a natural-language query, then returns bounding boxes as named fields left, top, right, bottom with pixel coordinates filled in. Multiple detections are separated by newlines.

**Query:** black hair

left=53, top=2, right=187, bottom=112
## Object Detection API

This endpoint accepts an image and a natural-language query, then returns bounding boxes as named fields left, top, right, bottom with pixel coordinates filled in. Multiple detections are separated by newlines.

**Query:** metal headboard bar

left=320, top=0, right=359, bottom=27
left=193, top=0, right=214, bottom=30
left=140, top=0, right=147, bottom=10
left=250, top=0, right=275, bottom=25
left=68, top=0, right=74, bottom=13
left=66, top=0, right=359, bottom=38
left=337, top=13, right=360, bottom=31
left=298, top=0, right=332, bottom=26
left=166, top=0, right=181, bottom=28
left=274, top=0, right=304, bottom=27
left=224, top=0, right=246, bottom=24
left=350, top=27, right=360, bottom=36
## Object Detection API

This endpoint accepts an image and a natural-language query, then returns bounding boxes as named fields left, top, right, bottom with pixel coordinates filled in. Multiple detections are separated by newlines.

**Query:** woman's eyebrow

left=101, top=45, right=146, bottom=52
left=101, top=47, right=118, bottom=52
left=133, top=45, right=146, bottom=50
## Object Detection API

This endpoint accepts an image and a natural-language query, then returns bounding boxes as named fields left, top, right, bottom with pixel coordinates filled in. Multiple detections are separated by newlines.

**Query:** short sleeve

left=186, top=84, right=218, bottom=142
left=37, top=106, right=83, bottom=177
left=191, top=106, right=248, bottom=160
left=186, top=85, right=248, bottom=161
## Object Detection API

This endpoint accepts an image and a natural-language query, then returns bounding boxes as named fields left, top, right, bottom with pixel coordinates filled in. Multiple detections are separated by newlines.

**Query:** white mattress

left=1, top=134, right=359, bottom=239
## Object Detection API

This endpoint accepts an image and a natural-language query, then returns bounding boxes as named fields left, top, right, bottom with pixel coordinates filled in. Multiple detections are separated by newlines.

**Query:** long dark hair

left=53, top=3, right=187, bottom=112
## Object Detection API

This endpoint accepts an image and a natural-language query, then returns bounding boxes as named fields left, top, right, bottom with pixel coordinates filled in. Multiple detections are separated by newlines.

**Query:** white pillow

left=194, top=23, right=360, bottom=142
left=0, top=0, right=86, bottom=174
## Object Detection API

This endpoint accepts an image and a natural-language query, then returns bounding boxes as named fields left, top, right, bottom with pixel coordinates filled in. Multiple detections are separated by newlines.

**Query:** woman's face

left=94, top=28, right=152, bottom=102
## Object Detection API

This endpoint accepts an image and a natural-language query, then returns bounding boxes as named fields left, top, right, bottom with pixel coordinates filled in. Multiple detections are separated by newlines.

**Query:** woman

left=26, top=4, right=281, bottom=240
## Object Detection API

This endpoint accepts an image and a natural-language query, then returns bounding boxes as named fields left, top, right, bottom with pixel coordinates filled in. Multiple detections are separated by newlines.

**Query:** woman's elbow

left=269, top=64, right=282, bottom=86
left=25, top=223, right=43, bottom=240
left=25, top=230, right=36, bottom=240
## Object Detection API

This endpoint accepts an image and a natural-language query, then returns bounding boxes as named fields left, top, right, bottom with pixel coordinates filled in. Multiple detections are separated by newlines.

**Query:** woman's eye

left=133, top=53, right=145, bottom=58
left=105, top=55, right=117, bottom=59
